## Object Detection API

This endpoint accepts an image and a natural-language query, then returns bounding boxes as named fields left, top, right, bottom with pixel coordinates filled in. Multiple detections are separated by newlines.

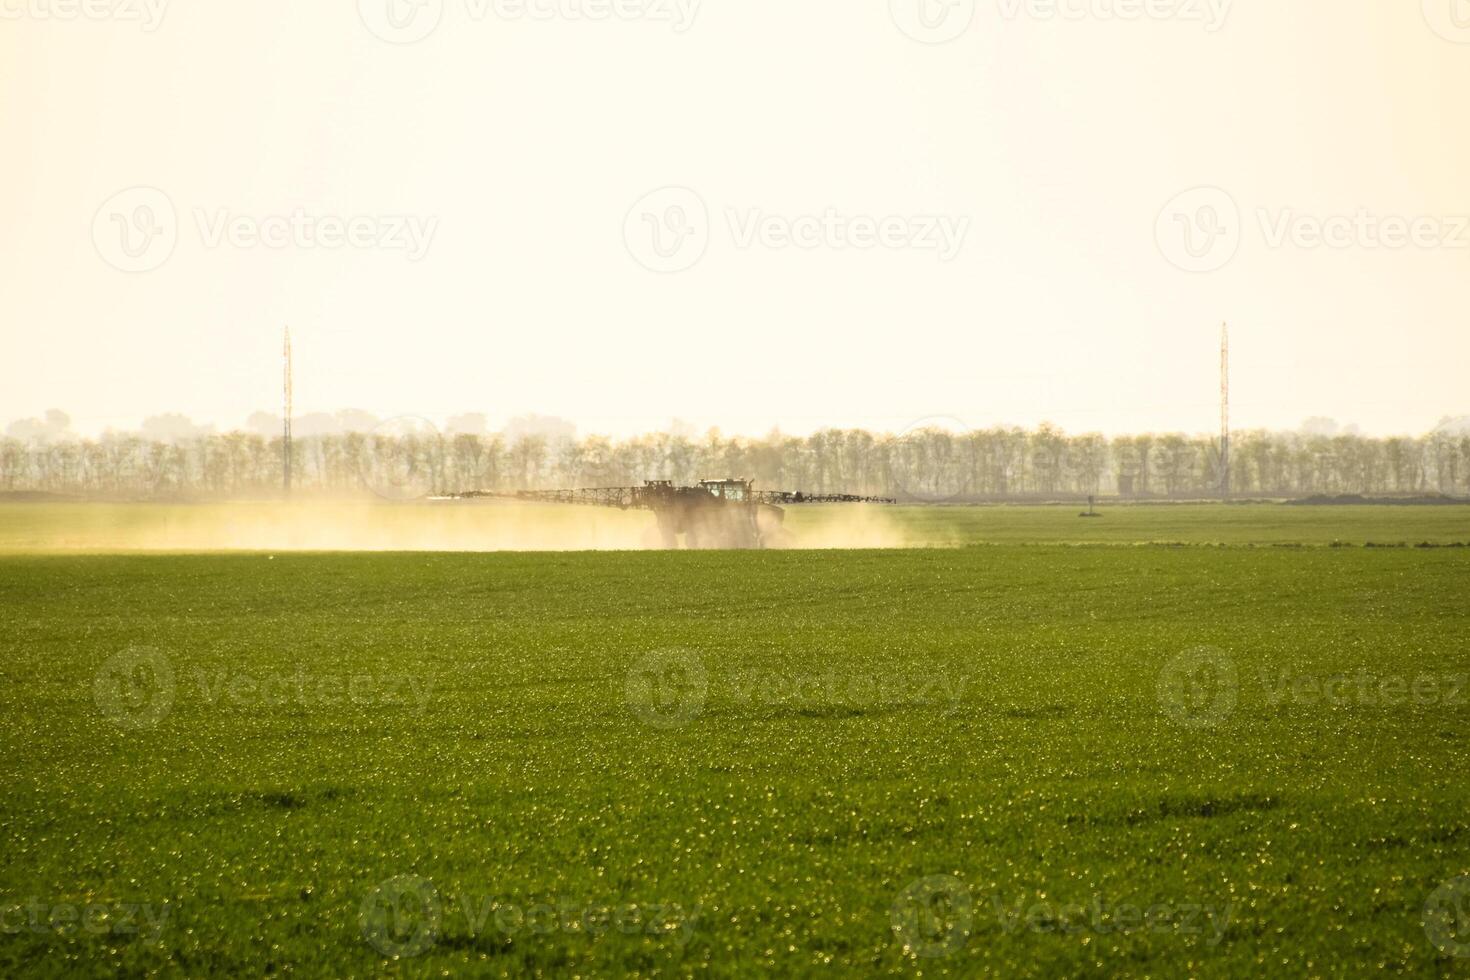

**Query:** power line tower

left=1220, top=322, right=1230, bottom=499
left=283, top=326, right=294, bottom=497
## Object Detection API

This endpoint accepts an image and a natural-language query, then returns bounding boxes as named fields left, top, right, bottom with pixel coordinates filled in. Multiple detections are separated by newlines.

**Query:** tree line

left=2, top=422, right=1468, bottom=501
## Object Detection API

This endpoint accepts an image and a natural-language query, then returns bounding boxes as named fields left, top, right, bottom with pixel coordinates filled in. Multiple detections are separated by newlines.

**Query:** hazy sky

left=3, top=0, right=1467, bottom=439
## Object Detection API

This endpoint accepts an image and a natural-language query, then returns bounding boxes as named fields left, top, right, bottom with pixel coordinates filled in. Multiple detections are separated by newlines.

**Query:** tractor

left=445, top=479, right=893, bottom=549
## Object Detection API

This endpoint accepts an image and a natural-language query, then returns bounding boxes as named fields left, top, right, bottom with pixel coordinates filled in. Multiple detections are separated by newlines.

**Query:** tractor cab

left=698, top=479, right=750, bottom=502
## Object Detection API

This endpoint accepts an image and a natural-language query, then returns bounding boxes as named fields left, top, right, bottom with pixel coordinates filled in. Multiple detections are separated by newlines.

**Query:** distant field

left=838, top=501, right=1470, bottom=547
left=1, top=500, right=1467, bottom=552
left=1, top=506, right=1468, bottom=975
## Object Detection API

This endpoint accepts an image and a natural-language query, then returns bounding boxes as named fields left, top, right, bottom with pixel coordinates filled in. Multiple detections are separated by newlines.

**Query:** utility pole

left=1220, top=322, right=1230, bottom=499
left=283, top=327, right=293, bottom=497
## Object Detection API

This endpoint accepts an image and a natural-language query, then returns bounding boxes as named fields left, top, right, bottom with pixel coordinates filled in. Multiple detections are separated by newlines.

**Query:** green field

left=2, top=504, right=1469, bottom=976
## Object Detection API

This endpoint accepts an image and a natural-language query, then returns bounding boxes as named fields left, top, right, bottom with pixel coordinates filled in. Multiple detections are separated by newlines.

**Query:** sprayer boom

left=440, top=479, right=892, bottom=549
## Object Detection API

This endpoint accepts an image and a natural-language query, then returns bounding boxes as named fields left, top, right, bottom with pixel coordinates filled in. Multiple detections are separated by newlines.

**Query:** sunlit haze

left=3, top=0, right=1467, bottom=439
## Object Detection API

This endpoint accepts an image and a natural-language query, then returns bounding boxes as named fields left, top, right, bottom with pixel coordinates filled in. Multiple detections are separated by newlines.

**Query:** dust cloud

left=4, top=501, right=928, bottom=553
left=778, top=505, right=922, bottom=550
